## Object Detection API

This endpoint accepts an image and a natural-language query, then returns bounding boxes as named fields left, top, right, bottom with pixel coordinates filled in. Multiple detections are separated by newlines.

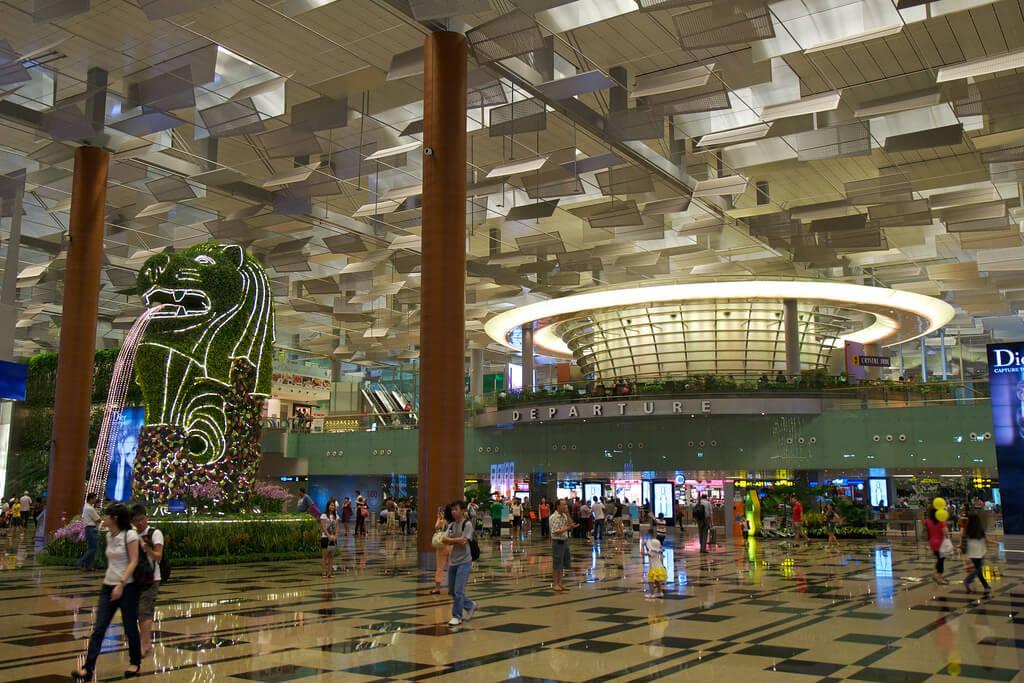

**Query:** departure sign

left=987, top=342, right=1024, bottom=537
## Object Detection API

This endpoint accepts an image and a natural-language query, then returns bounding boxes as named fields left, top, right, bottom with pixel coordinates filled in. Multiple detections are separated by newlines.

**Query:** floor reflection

left=0, top=529, right=1021, bottom=681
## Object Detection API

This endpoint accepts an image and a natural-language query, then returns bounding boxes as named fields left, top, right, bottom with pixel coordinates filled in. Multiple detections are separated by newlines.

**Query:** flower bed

left=40, top=514, right=321, bottom=568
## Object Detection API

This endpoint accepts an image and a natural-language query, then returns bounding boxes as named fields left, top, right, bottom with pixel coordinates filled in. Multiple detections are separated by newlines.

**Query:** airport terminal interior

left=1, top=0, right=1024, bottom=680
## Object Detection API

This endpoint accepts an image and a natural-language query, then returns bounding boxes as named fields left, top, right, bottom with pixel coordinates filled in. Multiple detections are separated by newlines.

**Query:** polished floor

left=1, top=525, right=1022, bottom=682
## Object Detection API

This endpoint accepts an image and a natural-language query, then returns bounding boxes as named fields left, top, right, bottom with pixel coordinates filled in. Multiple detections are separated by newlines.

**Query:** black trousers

left=84, top=583, right=141, bottom=675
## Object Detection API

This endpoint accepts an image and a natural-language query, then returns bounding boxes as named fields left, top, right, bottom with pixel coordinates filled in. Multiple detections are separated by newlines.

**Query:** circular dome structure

left=485, top=280, right=955, bottom=377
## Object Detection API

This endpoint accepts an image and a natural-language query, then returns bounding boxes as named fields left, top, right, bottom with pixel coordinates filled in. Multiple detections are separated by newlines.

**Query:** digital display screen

left=105, top=406, right=145, bottom=502
left=583, top=482, right=603, bottom=503
left=869, top=479, right=888, bottom=507
left=0, top=360, right=27, bottom=401
left=988, top=341, right=1024, bottom=536
left=653, top=482, right=674, bottom=519
left=508, top=362, right=522, bottom=390
left=642, top=481, right=651, bottom=507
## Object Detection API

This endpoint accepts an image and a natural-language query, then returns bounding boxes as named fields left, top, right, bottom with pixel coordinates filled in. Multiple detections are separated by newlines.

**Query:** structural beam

left=45, top=147, right=109, bottom=534
left=416, top=31, right=467, bottom=556
left=783, top=299, right=800, bottom=375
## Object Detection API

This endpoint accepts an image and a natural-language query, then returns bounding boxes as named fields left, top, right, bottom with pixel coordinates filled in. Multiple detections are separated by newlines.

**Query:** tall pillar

left=417, top=31, right=466, bottom=557
left=45, top=147, right=109, bottom=535
left=521, top=325, right=534, bottom=391
left=940, top=328, right=948, bottom=380
left=0, top=169, right=25, bottom=361
left=469, top=347, right=483, bottom=399
left=865, top=343, right=881, bottom=380
left=920, top=337, right=927, bottom=383
left=783, top=299, right=799, bottom=376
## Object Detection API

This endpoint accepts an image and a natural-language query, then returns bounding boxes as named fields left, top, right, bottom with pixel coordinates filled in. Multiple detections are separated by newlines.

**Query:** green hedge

left=41, top=516, right=321, bottom=568
left=803, top=525, right=877, bottom=539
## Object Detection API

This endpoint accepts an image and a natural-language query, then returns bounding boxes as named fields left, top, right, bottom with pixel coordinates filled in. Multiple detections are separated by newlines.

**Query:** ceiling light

left=365, top=141, right=421, bottom=160
left=803, top=25, right=903, bottom=54
left=693, top=175, right=748, bottom=197
left=760, top=92, right=841, bottom=121
left=485, top=280, right=955, bottom=356
left=632, top=63, right=713, bottom=98
left=696, top=123, right=772, bottom=147
left=936, top=47, right=1024, bottom=82
left=486, top=156, right=548, bottom=178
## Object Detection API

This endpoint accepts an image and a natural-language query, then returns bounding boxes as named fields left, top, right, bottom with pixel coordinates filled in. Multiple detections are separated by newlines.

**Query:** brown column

left=45, top=147, right=108, bottom=534
left=417, top=31, right=466, bottom=556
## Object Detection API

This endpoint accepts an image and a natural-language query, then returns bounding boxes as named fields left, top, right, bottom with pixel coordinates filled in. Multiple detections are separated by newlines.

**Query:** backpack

left=143, top=528, right=171, bottom=584
left=126, top=532, right=155, bottom=585
left=692, top=502, right=706, bottom=521
left=460, top=519, right=481, bottom=561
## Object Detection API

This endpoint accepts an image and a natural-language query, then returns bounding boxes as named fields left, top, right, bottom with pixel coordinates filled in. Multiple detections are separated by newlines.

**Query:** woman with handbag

left=72, top=503, right=142, bottom=681
left=430, top=505, right=451, bottom=594
left=961, top=512, right=995, bottom=594
left=925, top=505, right=951, bottom=585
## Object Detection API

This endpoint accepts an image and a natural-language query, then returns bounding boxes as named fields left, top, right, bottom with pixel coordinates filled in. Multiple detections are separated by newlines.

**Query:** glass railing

left=484, top=374, right=991, bottom=411
left=262, top=375, right=991, bottom=434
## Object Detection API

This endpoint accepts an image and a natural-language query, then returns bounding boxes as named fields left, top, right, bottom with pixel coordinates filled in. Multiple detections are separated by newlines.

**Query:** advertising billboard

left=653, top=482, right=674, bottom=520
left=105, top=406, right=145, bottom=502
left=987, top=342, right=1024, bottom=536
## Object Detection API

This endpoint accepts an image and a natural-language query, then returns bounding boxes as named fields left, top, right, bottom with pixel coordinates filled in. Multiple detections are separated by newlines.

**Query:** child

left=654, top=513, right=667, bottom=545
left=741, top=516, right=751, bottom=540
left=644, top=536, right=666, bottom=598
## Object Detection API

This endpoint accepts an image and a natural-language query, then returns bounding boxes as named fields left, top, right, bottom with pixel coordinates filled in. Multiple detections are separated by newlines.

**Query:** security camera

left=423, top=147, right=434, bottom=156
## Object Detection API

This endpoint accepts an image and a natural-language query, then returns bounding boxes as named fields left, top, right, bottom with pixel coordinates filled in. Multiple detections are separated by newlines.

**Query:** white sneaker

left=447, top=617, right=462, bottom=626
left=463, top=603, right=476, bottom=621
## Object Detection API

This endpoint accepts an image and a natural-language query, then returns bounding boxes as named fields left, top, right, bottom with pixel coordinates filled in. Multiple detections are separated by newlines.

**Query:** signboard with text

left=988, top=342, right=1024, bottom=537
left=485, top=396, right=822, bottom=426
left=845, top=341, right=866, bottom=382
left=852, top=355, right=891, bottom=367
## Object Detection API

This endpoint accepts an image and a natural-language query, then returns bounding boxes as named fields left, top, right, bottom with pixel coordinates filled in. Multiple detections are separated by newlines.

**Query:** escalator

left=390, top=388, right=418, bottom=424
left=360, top=387, right=390, bottom=427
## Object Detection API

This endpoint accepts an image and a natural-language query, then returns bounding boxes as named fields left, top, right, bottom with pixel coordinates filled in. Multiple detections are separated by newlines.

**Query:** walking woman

left=925, top=504, right=950, bottom=585
left=341, top=497, right=353, bottom=537
left=72, top=503, right=142, bottom=681
left=824, top=503, right=840, bottom=551
left=962, top=512, right=995, bottom=595
left=430, top=505, right=451, bottom=594
left=320, top=500, right=339, bottom=578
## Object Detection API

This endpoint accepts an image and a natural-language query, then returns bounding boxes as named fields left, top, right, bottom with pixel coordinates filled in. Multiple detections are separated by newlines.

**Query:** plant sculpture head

left=135, top=242, right=274, bottom=394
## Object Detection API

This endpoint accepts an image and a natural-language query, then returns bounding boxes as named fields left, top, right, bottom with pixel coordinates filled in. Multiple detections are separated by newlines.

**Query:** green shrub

left=803, top=525, right=877, bottom=539
left=41, top=515, right=320, bottom=568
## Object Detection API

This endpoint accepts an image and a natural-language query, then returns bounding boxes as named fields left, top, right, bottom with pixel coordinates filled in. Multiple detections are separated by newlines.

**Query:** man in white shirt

left=131, top=504, right=164, bottom=656
left=19, top=492, right=31, bottom=527
left=591, top=497, right=606, bottom=542
left=76, top=493, right=101, bottom=570
left=549, top=499, right=578, bottom=591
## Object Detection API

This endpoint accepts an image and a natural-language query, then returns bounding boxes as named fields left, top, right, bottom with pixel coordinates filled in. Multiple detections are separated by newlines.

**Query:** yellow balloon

left=933, top=497, right=947, bottom=509
left=936, top=509, right=949, bottom=522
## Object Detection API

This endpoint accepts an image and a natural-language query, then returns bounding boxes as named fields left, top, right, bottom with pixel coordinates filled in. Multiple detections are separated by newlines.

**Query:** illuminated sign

left=987, top=341, right=1024, bottom=536
left=323, top=417, right=361, bottom=433
left=653, top=482, right=674, bottom=519
left=490, top=461, right=515, bottom=499
left=852, top=355, right=891, bottom=367
left=869, top=479, right=888, bottom=507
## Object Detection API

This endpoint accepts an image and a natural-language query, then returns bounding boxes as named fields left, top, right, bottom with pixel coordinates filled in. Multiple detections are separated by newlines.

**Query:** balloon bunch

left=933, top=497, right=949, bottom=522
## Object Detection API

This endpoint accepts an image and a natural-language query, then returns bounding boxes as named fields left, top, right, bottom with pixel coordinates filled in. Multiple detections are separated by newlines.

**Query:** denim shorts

left=552, top=540, right=571, bottom=570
